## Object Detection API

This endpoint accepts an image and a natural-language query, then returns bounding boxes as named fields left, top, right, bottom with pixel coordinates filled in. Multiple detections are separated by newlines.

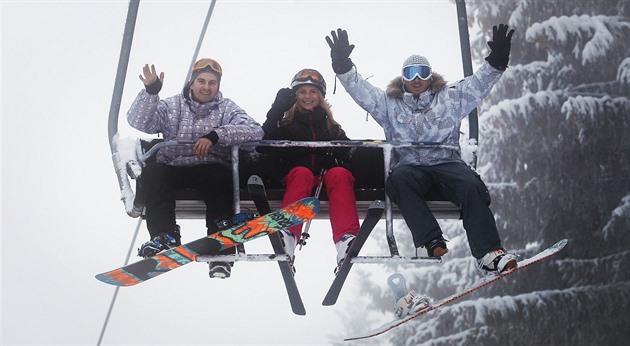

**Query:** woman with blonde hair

left=261, top=68, right=360, bottom=272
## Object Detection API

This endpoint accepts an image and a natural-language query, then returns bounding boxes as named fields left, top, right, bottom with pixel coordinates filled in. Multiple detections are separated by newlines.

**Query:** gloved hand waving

left=485, top=24, right=515, bottom=71
left=271, top=88, right=296, bottom=113
left=325, top=28, right=355, bottom=74
left=264, top=88, right=296, bottom=130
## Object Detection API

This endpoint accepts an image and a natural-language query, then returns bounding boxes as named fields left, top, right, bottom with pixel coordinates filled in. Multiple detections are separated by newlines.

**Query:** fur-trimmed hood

left=335, top=62, right=504, bottom=168
left=386, top=72, right=447, bottom=99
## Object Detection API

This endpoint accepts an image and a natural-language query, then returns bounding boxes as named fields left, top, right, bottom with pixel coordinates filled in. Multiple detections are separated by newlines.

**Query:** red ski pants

left=281, top=166, right=360, bottom=243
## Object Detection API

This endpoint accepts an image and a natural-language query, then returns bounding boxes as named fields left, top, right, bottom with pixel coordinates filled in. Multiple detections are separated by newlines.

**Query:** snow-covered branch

left=526, top=15, right=630, bottom=65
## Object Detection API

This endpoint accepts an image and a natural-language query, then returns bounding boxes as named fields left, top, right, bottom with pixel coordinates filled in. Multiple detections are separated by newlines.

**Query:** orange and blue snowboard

left=96, top=197, right=320, bottom=287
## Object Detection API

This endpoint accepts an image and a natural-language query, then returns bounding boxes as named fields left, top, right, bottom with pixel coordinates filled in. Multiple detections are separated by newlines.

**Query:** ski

left=247, top=175, right=306, bottom=315
left=345, top=239, right=569, bottom=341
left=96, top=197, right=320, bottom=287
left=322, top=200, right=385, bottom=306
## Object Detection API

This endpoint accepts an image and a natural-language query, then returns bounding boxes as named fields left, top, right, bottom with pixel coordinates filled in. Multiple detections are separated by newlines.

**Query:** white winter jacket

left=337, top=62, right=503, bottom=169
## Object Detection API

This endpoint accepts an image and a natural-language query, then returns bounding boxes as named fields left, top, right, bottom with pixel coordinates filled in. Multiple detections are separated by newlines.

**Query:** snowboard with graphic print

left=96, top=197, right=320, bottom=287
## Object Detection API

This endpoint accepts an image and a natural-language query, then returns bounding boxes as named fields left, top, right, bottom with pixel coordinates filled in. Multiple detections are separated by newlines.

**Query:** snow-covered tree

left=335, top=1, right=630, bottom=345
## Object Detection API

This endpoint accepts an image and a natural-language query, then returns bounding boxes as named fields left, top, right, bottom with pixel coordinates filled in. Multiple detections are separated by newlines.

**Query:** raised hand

left=325, top=28, right=355, bottom=74
left=139, top=64, right=165, bottom=94
left=485, top=24, right=515, bottom=71
left=326, top=28, right=355, bottom=62
left=271, top=88, right=297, bottom=113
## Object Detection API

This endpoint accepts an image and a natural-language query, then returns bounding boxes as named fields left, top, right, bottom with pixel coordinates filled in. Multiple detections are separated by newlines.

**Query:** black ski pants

left=385, top=162, right=502, bottom=258
left=141, top=162, right=234, bottom=239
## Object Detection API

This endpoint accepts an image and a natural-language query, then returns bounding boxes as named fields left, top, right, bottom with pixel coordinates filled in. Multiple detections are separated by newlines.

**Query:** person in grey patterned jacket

left=325, top=25, right=518, bottom=273
left=127, top=58, right=264, bottom=279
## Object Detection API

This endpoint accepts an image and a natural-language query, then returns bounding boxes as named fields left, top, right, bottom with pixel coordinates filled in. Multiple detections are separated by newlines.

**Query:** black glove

left=485, top=24, right=515, bottom=71
left=144, top=79, right=162, bottom=95
left=325, top=28, right=355, bottom=74
left=263, top=88, right=295, bottom=133
left=271, top=88, right=296, bottom=113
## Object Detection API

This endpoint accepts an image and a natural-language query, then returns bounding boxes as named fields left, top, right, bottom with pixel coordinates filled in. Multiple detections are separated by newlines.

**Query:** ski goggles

left=292, top=69, right=324, bottom=84
left=192, top=58, right=223, bottom=77
left=402, top=65, right=432, bottom=81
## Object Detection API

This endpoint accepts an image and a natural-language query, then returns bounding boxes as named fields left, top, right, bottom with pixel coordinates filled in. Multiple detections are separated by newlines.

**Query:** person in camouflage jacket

left=325, top=26, right=519, bottom=274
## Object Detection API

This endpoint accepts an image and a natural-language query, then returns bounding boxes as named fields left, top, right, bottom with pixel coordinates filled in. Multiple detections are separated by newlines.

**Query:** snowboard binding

left=387, top=273, right=430, bottom=319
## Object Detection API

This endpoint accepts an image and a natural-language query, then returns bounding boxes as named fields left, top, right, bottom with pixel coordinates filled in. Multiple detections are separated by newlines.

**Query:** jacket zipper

left=309, top=111, right=317, bottom=171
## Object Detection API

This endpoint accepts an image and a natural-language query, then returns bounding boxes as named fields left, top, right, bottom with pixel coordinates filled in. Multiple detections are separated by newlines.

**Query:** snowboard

left=247, top=175, right=306, bottom=315
left=96, top=197, right=320, bottom=287
left=345, top=239, right=569, bottom=341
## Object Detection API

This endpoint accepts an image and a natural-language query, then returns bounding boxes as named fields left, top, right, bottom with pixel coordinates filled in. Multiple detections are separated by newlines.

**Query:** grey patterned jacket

left=337, top=62, right=503, bottom=169
left=127, top=90, right=264, bottom=167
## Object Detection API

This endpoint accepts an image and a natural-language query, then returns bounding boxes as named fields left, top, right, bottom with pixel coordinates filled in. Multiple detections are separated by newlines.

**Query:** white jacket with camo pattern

left=337, top=62, right=503, bottom=169
left=127, top=90, right=264, bottom=167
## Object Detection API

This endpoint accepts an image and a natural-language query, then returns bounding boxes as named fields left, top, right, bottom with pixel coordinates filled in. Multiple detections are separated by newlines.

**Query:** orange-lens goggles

left=294, top=69, right=323, bottom=83
left=192, top=58, right=222, bottom=77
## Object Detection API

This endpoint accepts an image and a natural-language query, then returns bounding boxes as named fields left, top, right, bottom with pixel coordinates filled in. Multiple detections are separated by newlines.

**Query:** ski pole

left=299, top=167, right=326, bottom=250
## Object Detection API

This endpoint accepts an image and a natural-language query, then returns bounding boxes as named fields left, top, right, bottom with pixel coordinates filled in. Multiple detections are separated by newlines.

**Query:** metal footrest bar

left=350, top=256, right=442, bottom=264
left=196, top=253, right=291, bottom=262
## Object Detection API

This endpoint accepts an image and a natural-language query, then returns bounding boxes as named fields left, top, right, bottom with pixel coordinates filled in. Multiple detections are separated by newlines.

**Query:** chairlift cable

left=99, top=0, right=217, bottom=344
left=455, top=0, right=479, bottom=169
left=97, top=218, right=143, bottom=345
left=186, top=0, right=218, bottom=82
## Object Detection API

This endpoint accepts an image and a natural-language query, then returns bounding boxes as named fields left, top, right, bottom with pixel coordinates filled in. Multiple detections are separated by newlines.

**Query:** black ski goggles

left=402, top=65, right=432, bottom=81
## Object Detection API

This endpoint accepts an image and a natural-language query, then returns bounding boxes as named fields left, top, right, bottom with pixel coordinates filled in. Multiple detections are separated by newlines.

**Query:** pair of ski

left=244, top=176, right=384, bottom=315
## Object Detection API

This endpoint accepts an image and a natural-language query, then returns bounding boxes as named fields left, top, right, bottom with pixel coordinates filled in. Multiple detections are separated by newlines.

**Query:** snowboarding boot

left=387, top=273, right=430, bottom=319
left=206, top=213, right=255, bottom=279
left=208, top=262, right=232, bottom=279
left=477, top=249, right=518, bottom=273
left=137, top=227, right=181, bottom=258
left=417, top=235, right=448, bottom=258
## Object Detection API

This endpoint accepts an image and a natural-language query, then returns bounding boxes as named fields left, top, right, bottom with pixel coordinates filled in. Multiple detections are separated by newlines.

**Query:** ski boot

left=387, top=273, right=430, bottom=319
left=278, top=230, right=297, bottom=274
left=334, top=233, right=356, bottom=275
left=477, top=248, right=518, bottom=274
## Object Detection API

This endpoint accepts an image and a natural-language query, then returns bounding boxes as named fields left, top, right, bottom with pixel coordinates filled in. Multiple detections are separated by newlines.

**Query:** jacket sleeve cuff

left=144, top=79, right=163, bottom=95
left=203, top=131, right=219, bottom=145
left=332, top=58, right=354, bottom=74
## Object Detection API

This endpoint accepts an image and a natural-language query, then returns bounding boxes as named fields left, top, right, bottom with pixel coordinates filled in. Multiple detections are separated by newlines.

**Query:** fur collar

left=386, top=72, right=447, bottom=99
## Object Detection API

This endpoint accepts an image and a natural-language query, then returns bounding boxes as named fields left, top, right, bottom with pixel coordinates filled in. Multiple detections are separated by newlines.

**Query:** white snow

left=526, top=15, right=630, bottom=66
left=617, top=57, right=630, bottom=86
left=111, top=134, right=142, bottom=216
left=602, top=194, right=630, bottom=240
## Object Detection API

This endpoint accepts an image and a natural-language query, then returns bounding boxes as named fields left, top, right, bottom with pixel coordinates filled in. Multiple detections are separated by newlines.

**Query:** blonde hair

left=284, top=92, right=340, bottom=131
